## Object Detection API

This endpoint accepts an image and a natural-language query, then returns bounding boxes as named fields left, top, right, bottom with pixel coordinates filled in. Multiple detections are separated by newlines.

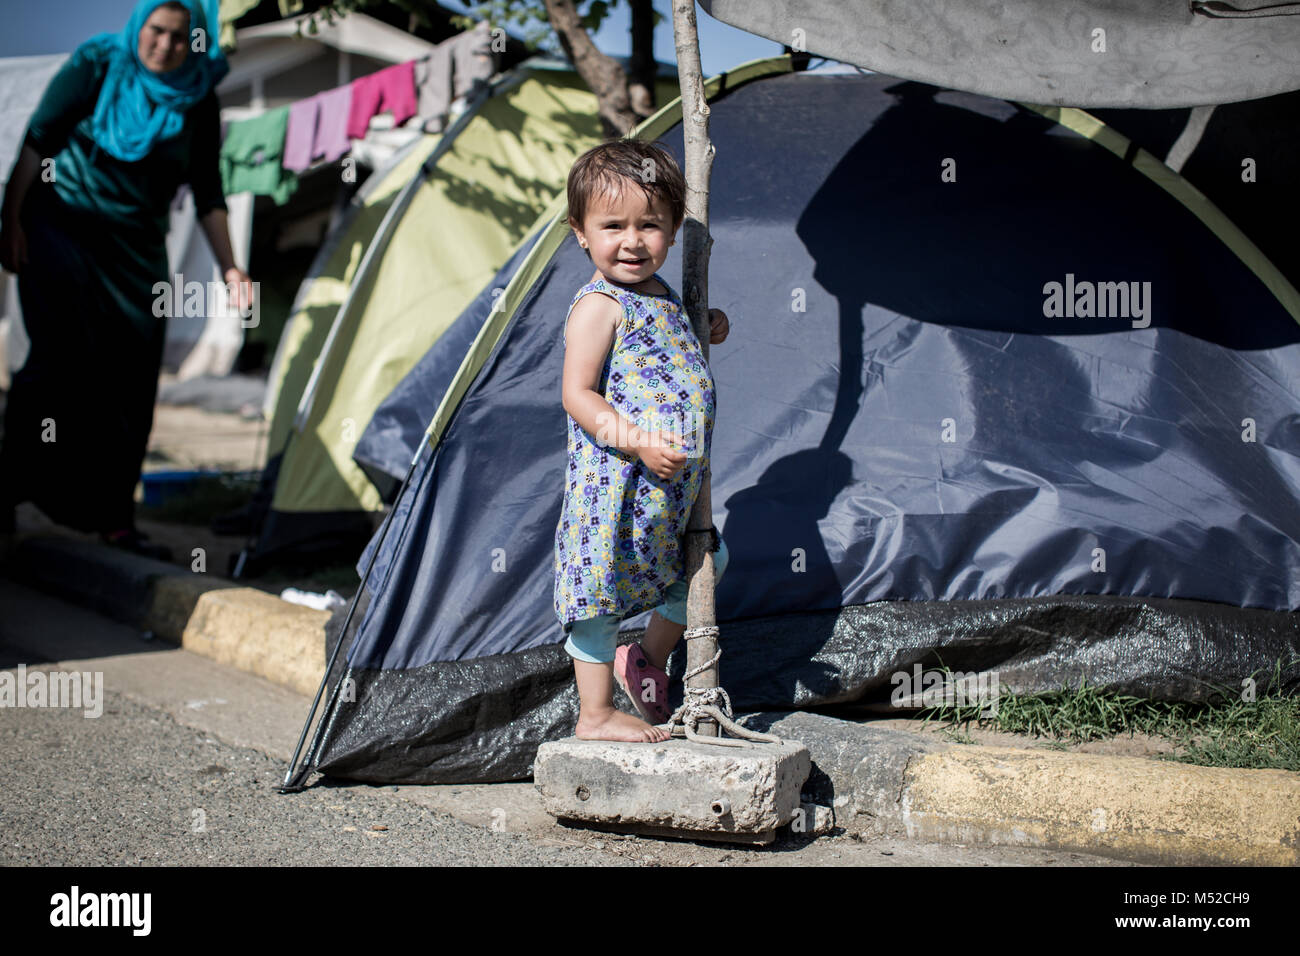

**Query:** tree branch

left=544, top=0, right=641, bottom=137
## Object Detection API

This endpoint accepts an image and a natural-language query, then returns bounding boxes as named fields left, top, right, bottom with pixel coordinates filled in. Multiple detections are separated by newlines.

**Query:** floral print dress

left=553, top=272, right=716, bottom=631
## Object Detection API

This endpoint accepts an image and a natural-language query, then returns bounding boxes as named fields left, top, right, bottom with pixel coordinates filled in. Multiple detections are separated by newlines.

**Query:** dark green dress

left=0, top=42, right=226, bottom=533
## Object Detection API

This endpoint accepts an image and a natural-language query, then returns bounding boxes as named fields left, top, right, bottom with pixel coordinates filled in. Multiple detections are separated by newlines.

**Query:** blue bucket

left=140, top=470, right=222, bottom=507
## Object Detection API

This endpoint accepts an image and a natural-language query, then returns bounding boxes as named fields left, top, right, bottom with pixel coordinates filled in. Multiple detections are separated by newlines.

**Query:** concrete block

left=758, top=710, right=952, bottom=837
left=11, top=534, right=181, bottom=630
left=795, top=801, right=835, bottom=835
left=145, top=575, right=232, bottom=644
left=534, top=737, right=810, bottom=842
left=180, top=587, right=329, bottom=697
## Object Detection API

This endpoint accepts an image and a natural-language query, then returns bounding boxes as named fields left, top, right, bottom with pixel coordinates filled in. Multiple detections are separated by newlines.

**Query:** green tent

left=245, top=58, right=678, bottom=565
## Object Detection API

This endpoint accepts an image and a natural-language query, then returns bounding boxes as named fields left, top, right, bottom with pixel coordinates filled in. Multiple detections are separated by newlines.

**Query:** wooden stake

left=671, top=0, right=718, bottom=736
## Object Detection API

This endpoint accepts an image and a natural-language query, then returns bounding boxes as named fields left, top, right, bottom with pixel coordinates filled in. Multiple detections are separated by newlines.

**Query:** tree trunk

left=671, top=0, right=718, bottom=736
left=628, top=0, right=657, bottom=117
left=544, top=0, right=642, bottom=137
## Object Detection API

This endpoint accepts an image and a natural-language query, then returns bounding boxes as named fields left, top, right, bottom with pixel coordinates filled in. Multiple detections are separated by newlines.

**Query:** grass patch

left=915, top=656, right=1300, bottom=771
left=138, top=473, right=259, bottom=525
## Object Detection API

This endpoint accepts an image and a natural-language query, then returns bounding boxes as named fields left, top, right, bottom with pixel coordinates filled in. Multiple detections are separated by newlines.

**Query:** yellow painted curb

left=143, top=575, right=229, bottom=644
left=902, top=745, right=1300, bottom=866
left=178, top=587, right=330, bottom=698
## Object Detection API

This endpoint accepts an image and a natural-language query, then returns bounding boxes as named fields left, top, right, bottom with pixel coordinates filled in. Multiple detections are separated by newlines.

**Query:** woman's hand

left=1, top=145, right=40, bottom=275
left=0, top=218, right=27, bottom=274
left=709, top=307, right=730, bottom=344
left=223, top=266, right=255, bottom=315
left=200, top=209, right=254, bottom=317
left=637, top=429, right=688, bottom=481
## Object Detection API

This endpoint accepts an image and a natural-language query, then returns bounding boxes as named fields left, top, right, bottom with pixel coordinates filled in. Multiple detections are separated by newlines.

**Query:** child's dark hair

left=567, top=140, right=686, bottom=234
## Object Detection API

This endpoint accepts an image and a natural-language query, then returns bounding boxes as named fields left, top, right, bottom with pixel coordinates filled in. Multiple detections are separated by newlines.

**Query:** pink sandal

left=614, top=642, right=670, bottom=724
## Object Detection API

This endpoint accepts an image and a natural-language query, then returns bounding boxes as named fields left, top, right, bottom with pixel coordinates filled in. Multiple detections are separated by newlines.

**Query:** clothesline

left=219, top=22, right=495, bottom=204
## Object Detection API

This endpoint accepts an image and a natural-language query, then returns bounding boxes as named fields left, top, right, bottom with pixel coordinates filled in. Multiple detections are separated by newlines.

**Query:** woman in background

left=0, top=0, right=253, bottom=558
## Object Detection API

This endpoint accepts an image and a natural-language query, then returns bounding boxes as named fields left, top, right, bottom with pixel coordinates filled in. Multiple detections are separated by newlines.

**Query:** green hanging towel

left=220, top=105, right=299, bottom=204
left=218, top=0, right=261, bottom=51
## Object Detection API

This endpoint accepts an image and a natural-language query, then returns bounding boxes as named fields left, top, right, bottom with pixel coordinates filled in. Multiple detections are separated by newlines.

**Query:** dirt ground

left=144, top=374, right=269, bottom=473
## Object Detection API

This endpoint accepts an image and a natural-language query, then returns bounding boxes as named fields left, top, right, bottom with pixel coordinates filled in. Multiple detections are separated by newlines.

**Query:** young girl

left=554, top=140, right=732, bottom=743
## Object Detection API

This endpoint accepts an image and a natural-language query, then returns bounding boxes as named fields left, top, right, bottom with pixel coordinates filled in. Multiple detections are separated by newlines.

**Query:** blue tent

left=295, top=58, right=1300, bottom=786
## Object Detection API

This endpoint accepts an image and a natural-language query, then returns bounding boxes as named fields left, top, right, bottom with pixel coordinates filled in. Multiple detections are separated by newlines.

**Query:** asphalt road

left=0, top=576, right=1135, bottom=867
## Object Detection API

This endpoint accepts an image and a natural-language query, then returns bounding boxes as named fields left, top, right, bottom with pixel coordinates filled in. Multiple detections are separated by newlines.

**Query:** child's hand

left=709, top=308, right=730, bottom=344
left=637, top=430, right=688, bottom=480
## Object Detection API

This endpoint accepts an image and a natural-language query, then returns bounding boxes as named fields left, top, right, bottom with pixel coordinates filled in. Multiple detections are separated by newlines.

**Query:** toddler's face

left=571, top=181, right=676, bottom=288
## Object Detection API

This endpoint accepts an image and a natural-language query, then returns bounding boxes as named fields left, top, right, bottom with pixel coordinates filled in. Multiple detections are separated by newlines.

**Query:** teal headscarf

left=80, top=0, right=229, bottom=162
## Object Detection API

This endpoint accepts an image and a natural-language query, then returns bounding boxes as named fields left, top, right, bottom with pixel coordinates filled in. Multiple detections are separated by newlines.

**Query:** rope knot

left=654, top=528, right=785, bottom=747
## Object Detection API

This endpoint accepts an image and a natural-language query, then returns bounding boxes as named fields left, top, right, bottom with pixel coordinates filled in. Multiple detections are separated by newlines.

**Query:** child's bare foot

left=576, top=708, right=671, bottom=743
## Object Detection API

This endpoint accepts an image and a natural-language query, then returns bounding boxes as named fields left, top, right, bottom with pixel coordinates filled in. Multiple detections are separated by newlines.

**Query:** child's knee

left=564, top=614, right=620, bottom=663
left=654, top=536, right=730, bottom=625
left=714, top=535, right=730, bottom=580
left=655, top=580, right=689, bottom=625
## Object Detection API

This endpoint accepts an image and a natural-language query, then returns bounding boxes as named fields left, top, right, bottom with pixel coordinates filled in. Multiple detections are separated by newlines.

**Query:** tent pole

left=671, top=0, right=719, bottom=737
left=278, top=439, right=427, bottom=792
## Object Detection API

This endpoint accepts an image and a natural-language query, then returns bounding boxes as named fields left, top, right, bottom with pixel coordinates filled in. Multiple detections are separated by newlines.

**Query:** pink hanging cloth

left=346, top=60, right=418, bottom=140
left=283, top=85, right=356, bottom=172
left=314, top=85, right=354, bottom=163
left=283, top=96, right=319, bottom=173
